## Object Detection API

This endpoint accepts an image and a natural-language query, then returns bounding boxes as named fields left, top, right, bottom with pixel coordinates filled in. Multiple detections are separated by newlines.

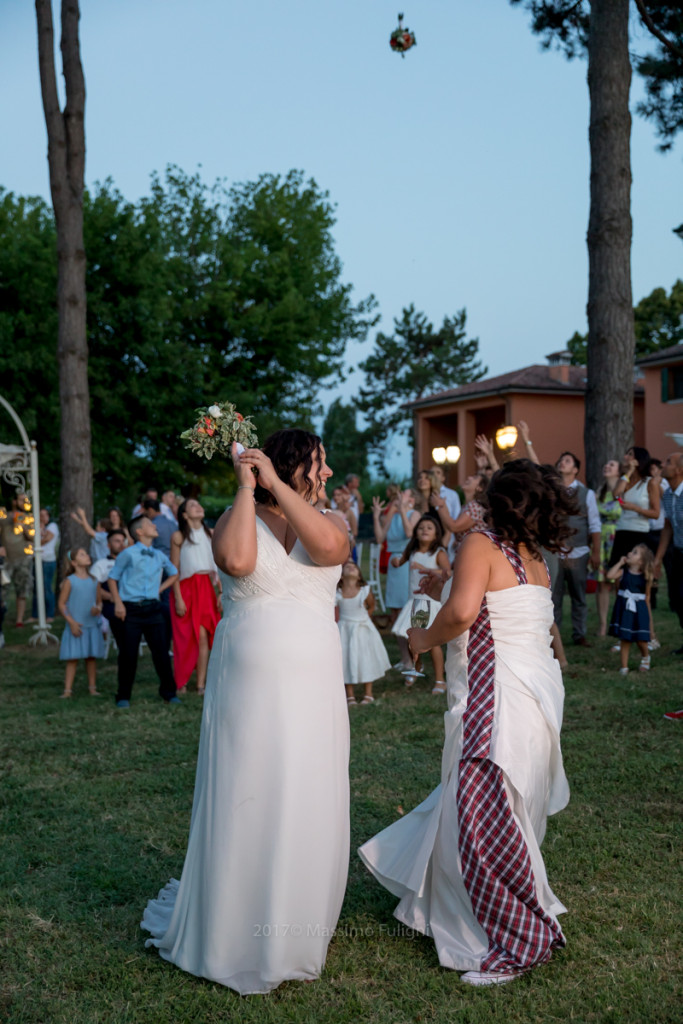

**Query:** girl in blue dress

left=57, top=547, right=105, bottom=697
left=606, top=543, right=653, bottom=676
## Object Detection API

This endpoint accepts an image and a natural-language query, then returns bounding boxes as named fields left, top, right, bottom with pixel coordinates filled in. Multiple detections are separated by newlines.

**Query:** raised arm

left=212, top=447, right=259, bottom=577
left=408, top=533, right=491, bottom=651
left=517, top=422, right=539, bottom=465
left=70, top=506, right=96, bottom=539
left=372, top=496, right=391, bottom=544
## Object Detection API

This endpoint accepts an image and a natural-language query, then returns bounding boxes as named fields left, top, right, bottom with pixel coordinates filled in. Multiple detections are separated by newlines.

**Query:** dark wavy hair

left=627, top=446, right=651, bottom=481
left=483, top=459, right=579, bottom=557
left=401, top=513, right=445, bottom=561
left=253, top=429, right=324, bottom=508
left=177, top=499, right=212, bottom=545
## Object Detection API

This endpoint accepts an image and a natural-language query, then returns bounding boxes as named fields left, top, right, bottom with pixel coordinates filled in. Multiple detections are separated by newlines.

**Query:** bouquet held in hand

left=181, top=402, right=258, bottom=461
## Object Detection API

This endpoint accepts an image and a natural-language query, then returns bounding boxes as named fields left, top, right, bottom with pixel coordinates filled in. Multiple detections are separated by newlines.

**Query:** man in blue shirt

left=108, top=515, right=179, bottom=707
left=655, top=451, right=683, bottom=655
left=143, top=498, right=176, bottom=649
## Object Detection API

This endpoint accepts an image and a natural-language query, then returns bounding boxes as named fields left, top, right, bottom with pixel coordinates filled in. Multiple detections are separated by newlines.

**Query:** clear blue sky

left=1, top=0, right=681, bottom=474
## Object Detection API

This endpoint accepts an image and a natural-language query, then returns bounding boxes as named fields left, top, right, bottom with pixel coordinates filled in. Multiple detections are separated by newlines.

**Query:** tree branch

left=61, top=0, right=86, bottom=200
left=634, top=0, right=683, bottom=61
left=35, top=0, right=67, bottom=208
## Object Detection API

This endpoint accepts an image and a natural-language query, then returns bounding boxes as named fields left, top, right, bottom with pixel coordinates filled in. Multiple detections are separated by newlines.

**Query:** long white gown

left=141, top=517, right=350, bottom=994
left=359, top=575, right=569, bottom=971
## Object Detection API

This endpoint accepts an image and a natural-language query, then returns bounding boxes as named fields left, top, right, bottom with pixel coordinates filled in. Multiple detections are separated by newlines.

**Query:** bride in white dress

left=142, top=430, right=350, bottom=995
left=359, top=460, right=576, bottom=987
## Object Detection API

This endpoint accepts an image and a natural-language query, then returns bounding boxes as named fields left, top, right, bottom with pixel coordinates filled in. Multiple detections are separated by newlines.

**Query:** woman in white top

left=610, top=446, right=660, bottom=567
left=170, top=499, right=222, bottom=694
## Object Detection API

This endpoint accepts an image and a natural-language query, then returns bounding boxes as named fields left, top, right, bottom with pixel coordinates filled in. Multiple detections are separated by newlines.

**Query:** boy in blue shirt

left=108, top=515, right=179, bottom=708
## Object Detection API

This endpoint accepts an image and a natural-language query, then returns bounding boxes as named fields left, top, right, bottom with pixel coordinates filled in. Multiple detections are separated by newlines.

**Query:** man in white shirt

left=30, top=508, right=59, bottom=622
left=553, top=452, right=601, bottom=647
left=430, top=464, right=461, bottom=521
left=160, top=490, right=179, bottom=525
left=90, top=529, right=128, bottom=650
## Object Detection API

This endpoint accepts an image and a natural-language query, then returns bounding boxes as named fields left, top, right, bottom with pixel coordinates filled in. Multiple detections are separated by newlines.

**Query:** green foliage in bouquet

left=180, top=401, right=259, bottom=461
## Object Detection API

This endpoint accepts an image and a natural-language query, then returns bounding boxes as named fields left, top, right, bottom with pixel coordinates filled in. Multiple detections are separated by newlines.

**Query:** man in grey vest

left=552, top=452, right=601, bottom=647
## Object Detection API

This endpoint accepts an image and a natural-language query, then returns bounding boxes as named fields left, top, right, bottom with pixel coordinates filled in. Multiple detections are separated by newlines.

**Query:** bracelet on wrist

left=237, top=485, right=255, bottom=493
left=525, top=440, right=532, bottom=446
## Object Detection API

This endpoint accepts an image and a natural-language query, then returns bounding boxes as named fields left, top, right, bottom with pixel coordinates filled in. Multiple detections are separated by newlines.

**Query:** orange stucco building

left=406, top=352, right=663, bottom=486
left=635, top=344, right=683, bottom=456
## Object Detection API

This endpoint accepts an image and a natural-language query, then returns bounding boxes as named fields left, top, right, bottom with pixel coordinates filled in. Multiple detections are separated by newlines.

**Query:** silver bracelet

left=237, top=485, right=255, bottom=496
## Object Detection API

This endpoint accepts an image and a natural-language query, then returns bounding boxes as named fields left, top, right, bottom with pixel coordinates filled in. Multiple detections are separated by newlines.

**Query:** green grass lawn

left=1, top=595, right=681, bottom=1024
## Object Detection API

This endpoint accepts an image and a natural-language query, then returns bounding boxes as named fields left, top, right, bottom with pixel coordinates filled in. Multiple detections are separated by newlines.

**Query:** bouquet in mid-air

left=180, top=401, right=259, bottom=461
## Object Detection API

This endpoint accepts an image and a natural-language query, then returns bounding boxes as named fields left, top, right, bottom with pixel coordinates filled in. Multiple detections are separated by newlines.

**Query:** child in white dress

left=336, top=561, right=391, bottom=706
left=391, top=515, right=450, bottom=693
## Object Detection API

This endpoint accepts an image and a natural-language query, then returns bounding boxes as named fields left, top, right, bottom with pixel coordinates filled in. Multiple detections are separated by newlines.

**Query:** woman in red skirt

left=170, top=499, right=222, bottom=694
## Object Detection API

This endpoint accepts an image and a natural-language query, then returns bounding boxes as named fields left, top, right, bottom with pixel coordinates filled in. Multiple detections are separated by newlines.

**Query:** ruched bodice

left=220, top=518, right=341, bottom=616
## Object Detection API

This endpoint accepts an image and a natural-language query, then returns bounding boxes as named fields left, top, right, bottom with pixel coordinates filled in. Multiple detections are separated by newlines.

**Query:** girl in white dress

left=336, top=560, right=391, bottom=706
left=142, top=429, right=351, bottom=995
left=391, top=515, right=450, bottom=693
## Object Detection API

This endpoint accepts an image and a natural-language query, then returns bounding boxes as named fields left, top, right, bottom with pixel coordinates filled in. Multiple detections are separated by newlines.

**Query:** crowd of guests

left=1, top=437, right=681, bottom=716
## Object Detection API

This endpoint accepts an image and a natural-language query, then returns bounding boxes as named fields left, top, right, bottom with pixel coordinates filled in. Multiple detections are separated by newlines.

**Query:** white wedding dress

left=142, top=517, right=350, bottom=994
left=359, top=574, right=569, bottom=971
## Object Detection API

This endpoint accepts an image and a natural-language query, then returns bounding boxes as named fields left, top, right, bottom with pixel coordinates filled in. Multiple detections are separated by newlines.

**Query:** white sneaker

left=460, top=969, right=523, bottom=987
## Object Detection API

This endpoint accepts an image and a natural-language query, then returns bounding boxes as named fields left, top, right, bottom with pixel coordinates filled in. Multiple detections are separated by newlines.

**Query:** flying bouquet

left=180, top=402, right=259, bottom=461
left=389, top=13, right=416, bottom=56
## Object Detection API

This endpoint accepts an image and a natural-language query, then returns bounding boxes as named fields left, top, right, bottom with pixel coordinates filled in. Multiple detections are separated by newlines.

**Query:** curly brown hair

left=483, top=459, right=579, bottom=557
left=253, top=429, right=324, bottom=508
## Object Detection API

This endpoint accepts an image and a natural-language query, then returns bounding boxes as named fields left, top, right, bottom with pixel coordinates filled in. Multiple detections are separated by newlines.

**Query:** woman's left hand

left=407, top=626, right=430, bottom=656
left=237, top=448, right=278, bottom=490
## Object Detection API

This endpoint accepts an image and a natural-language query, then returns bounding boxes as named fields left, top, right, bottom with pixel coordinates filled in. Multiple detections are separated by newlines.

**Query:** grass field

left=1, top=593, right=681, bottom=1024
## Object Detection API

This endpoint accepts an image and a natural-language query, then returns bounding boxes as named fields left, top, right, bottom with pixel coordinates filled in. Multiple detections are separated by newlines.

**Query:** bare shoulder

left=459, top=531, right=494, bottom=556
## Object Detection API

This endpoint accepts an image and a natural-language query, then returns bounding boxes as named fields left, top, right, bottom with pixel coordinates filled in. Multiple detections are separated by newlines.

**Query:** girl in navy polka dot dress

left=606, top=543, right=653, bottom=675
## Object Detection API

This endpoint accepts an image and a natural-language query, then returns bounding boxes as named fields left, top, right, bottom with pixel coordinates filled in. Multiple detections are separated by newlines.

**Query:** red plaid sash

left=457, top=533, right=565, bottom=970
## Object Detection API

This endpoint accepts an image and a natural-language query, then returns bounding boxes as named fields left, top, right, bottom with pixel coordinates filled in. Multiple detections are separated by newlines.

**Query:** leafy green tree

left=566, top=279, right=683, bottom=363
left=0, top=190, right=60, bottom=504
left=1, top=168, right=377, bottom=511
left=511, top=1, right=683, bottom=488
left=357, top=305, right=487, bottom=475
left=321, top=398, right=370, bottom=482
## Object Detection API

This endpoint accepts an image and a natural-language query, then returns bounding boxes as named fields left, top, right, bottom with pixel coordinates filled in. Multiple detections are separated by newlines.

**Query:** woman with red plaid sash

left=359, top=461, right=576, bottom=987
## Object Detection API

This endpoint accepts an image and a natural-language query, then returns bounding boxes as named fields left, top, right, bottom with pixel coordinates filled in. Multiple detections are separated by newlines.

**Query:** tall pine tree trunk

left=35, top=0, right=92, bottom=563
left=585, top=0, right=635, bottom=489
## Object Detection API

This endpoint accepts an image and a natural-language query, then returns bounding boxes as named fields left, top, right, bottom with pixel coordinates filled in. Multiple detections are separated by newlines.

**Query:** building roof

left=405, top=363, right=590, bottom=410
left=635, top=344, right=683, bottom=367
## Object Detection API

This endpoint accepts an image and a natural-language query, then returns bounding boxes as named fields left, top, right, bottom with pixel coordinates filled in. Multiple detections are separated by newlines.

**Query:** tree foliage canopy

left=321, top=398, right=371, bottom=483
left=357, top=305, right=487, bottom=475
left=510, top=1, right=683, bottom=149
left=566, top=279, right=683, bottom=363
left=0, top=168, right=376, bottom=509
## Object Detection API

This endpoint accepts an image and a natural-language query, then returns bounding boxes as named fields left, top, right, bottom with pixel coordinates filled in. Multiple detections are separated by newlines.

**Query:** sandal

left=59, top=692, right=72, bottom=699
left=360, top=695, right=375, bottom=705
left=431, top=681, right=446, bottom=695
left=639, top=655, right=651, bottom=672
left=404, top=675, right=416, bottom=688
left=346, top=695, right=358, bottom=707
left=197, top=687, right=205, bottom=696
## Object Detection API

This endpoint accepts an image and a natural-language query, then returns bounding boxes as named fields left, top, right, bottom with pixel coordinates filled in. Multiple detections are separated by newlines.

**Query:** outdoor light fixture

left=446, top=445, right=461, bottom=464
left=431, top=447, right=447, bottom=464
left=495, top=425, right=518, bottom=450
